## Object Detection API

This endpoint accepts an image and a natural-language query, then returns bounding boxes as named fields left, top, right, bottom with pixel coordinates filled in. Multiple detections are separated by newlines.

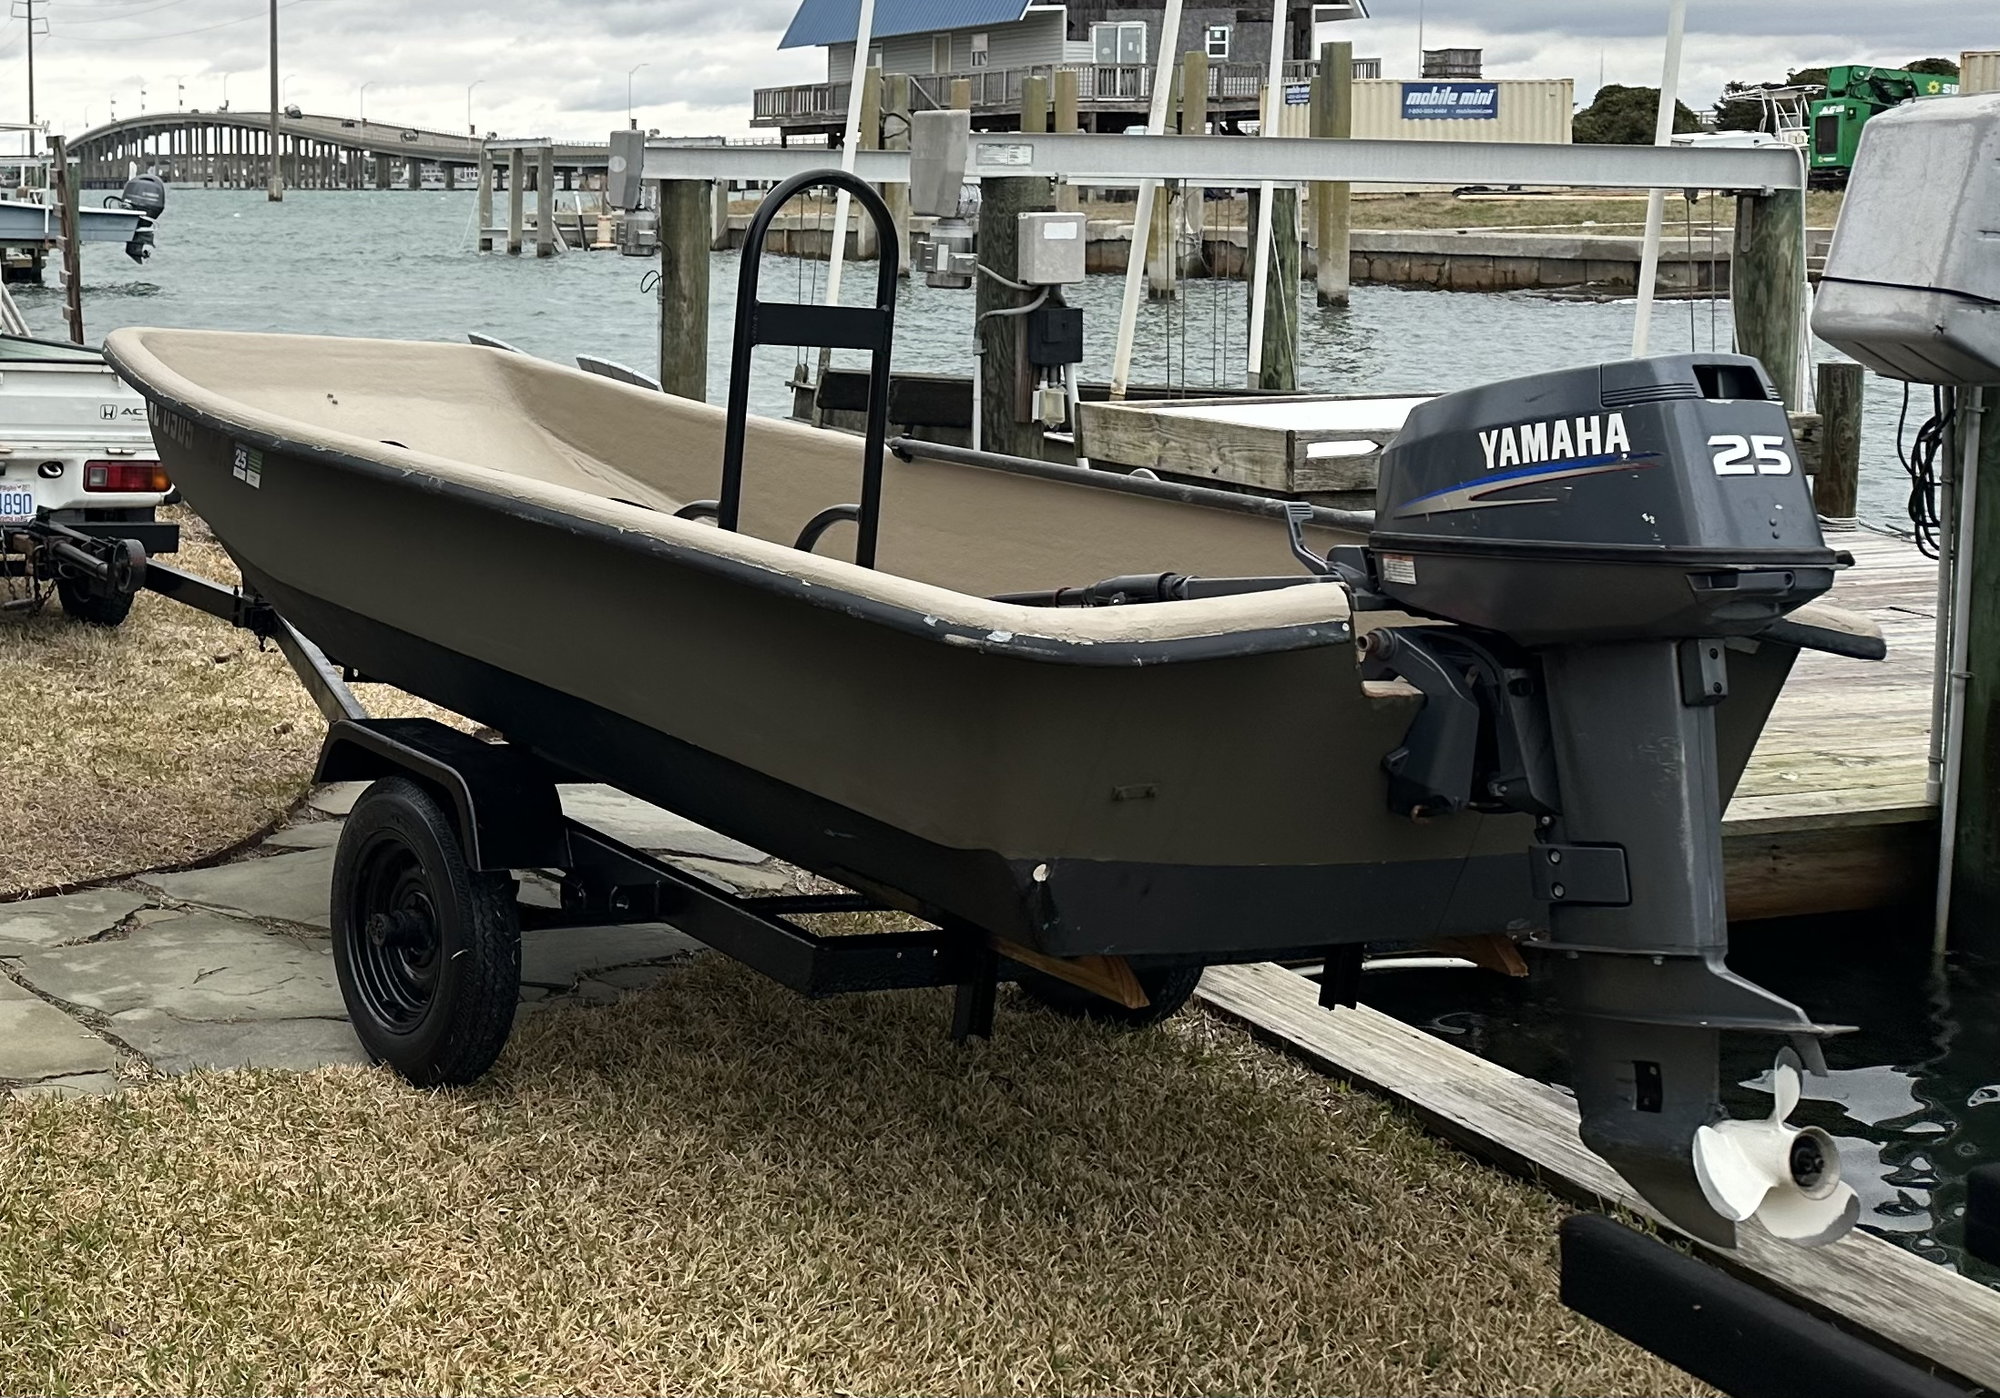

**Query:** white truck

left=0, top=333, right=176, bottom=626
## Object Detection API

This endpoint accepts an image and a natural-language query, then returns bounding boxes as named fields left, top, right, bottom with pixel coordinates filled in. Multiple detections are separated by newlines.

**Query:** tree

left=1574, top=85, right=1702, bottom=145
left=1906, top=57, right=1961, bottom=78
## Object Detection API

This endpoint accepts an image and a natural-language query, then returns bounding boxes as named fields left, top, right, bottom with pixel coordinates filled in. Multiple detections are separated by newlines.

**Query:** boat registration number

left=0, top=486, right=32, bottom=524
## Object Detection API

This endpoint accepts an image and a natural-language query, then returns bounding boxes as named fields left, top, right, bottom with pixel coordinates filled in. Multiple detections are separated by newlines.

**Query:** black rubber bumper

left=1559, top=1215, right=1969, bottom=1398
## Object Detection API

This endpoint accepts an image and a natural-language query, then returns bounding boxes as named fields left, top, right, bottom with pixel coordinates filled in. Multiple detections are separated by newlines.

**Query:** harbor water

left=27, top=189, right=1996, bottom=1280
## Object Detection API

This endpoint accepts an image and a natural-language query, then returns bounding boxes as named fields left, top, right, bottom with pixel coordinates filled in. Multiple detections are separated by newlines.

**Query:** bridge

left=67, top=111, right=608, bottom=191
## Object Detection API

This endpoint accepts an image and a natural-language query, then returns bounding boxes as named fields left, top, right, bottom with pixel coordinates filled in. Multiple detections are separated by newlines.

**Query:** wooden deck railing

left=752, top=61, right=1275, bottom=125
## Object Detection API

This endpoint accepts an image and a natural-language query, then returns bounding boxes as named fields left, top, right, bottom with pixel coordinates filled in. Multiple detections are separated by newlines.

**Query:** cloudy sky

left=1, top=0, right=1985, bottom=140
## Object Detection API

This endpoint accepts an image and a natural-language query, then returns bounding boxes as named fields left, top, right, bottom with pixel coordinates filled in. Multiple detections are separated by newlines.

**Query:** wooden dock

left=1196, top=962, right=2000, bottom=1392
left=1722, top=527, right=1938, bottom=922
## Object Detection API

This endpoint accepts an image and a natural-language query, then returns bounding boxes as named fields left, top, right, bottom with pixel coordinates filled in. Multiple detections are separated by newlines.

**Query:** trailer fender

left=314, top=717, right=568, bottom=871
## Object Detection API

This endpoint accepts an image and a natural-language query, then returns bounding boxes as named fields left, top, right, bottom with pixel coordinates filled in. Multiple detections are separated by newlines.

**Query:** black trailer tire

left=1015, top=963, right=1204, bottom=1029
left=55, top=578, right=134, bottom=628
left=332, top=776, right=520, bottom=1086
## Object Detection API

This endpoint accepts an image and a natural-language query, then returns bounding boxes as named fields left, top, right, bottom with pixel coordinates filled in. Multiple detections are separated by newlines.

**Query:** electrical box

left=1027, top=304, right=1084, bottom=367
left=1812, top=92, right=2000, bottom=385
left=1016, top=211, right=1088, bottom=286
left=909, top=111, right=971, bottom=219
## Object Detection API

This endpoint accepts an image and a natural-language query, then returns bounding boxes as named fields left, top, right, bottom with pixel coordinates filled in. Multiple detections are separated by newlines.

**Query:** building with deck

left=754, top=0, right=1369, bottom=137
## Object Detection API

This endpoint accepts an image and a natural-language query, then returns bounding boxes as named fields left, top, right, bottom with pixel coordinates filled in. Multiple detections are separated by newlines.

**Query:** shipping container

left=1276, top=77, right=1574, bottom=144
left=1964, top=51, right=2000, bottom=96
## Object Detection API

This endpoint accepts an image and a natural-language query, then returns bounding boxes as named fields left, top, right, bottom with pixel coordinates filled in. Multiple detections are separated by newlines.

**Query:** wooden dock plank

left=1197, top=962, right=2000, bottom=1392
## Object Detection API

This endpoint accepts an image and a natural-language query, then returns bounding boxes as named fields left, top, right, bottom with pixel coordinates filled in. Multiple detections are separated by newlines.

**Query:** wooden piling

left=506, top=148, right=525, bottom=255
left=976, top=175, right=1055, bottom=458
left=1251, top=185, right=1300, bottom=390
left=47, top=136, right=82, bottom=345
left=1311, top=40, right=1353, bottom=306
left=710, top=180, right=732, bottom=251
left=857, top=67, right=883, bottom=262
left=657, top=179, right=711, bottom=401
left=883, top=73, right=912, bottom=276
left=1147, top=65, right=1186, bottom=301
left=476, top=148, right=494, bottom=252
left=1020, top=73, right=1049, bottom=134
left=1947, top=389, right=2000, bottom=953
left=1052, top=69, right=1081, bottom=213
left=1813, top=360, right=1863, bottom=522
left=1731, top=188, right=1806, bottom=408
left=950, top=78, right=972, bottom=110
left=536, top=145, right=557, bottom=257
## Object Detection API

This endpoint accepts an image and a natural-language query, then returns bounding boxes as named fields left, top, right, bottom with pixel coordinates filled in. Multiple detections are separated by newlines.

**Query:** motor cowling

left=120, top=174, right=167, bottom=220
left=1367, top=354, right=1839, bottom=645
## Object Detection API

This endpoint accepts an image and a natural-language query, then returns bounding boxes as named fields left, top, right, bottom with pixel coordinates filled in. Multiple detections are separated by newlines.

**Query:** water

left=26, top=188, right=1924, bottom=531
left=1360, top=917, right=2000, bottom=1285
left=34, top=190, right=1989, bottom=1270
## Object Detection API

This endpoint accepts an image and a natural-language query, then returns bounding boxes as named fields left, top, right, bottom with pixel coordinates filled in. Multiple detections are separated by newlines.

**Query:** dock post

left=1311, top=40, right=1353, bottom=306
left=536, top=144, right=556, bottom=257
left=506, top=148, right=525, bottom=255
left=1731, top=188, right=1806, bottom=408
left=856, top=67, right=883, bottom=262
left=977, top=174, right=1056, bottom=457
left=1250, top=184, right=1300, bottom=390
left=1945, top=389, right=2000, bottom=954
left=883, top=72, right=912, bottom=276
left=1053, top=69, right=1080, bottom=213
left=1177, top=52, right=1206, bottom=282
left=658, top=180, right=710, bottom=401
left=1146, top=63, right=1182, bottom=300
left=474, top=148, right=494, bottom=252
left=1020, top=73, right=1049, bottom=134
left=710, top=180, right=732, bottom=250
left=950, top=78, right=972, bottom=111
left=1813, top=360, right=1863, bottom=525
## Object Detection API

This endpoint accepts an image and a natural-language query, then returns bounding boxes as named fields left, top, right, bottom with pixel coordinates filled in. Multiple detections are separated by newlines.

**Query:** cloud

left=5, top=0, right=1987, bottom=140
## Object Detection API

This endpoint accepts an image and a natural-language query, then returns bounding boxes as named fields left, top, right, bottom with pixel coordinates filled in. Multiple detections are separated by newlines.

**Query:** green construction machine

left=1809, top=65, right=1960, bottom=184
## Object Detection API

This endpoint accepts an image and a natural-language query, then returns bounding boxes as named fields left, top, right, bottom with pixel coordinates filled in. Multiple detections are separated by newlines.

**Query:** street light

left=139, top=83, right=147, bottom=113
left=220, top=71, right=232, bottom=111
left=359, top=79, right=374, bottom=125
left=175, top=77, right=185, bottom=111
left=626, top=61, right=649, bottom=130
left=466, top=79, right=483, bottom=136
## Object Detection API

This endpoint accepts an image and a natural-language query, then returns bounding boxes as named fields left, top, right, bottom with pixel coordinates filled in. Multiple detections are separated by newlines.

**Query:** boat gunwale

left=106, top=330, right=1360, bottom=670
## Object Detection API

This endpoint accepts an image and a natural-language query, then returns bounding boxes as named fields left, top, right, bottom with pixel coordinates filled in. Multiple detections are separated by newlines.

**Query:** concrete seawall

left=723, top=213, right=1833, bottom=296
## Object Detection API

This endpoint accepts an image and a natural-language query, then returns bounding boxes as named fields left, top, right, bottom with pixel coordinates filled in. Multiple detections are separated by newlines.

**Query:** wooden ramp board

left=1196, top=962, right=2000, bottom=1392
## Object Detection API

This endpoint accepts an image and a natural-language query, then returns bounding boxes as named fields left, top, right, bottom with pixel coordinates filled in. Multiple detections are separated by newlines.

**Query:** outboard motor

left=1360, top=353, right=1860, bottom=1247
left=114, top=174, right=166, bottom=263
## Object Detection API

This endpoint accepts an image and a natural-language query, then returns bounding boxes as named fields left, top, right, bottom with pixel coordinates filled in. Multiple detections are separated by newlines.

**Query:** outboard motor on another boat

left=112, top=174, right=166, bottom=263
left=1358, top=353, right=1862, bottom=1247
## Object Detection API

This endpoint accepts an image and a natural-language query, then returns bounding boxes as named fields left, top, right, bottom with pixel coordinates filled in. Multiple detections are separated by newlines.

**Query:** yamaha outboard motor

left=115, top=174, right=166, bottom=263
left=1360, top=353, right=1861, bottom=1247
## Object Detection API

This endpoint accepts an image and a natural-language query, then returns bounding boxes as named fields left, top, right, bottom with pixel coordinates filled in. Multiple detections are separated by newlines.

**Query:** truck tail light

left=83, top=460, right=171, bottom=493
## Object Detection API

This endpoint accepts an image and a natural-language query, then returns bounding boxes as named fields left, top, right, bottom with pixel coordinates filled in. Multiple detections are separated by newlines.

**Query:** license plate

left=0, top=485, right=32, bottom=524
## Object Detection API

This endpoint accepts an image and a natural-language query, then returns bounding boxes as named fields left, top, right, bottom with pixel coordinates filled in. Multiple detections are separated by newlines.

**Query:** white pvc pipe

left=1630, top=0, right=1686, bottom=359
left=1244, top=0, right=1289, bottom=383
left=1935, top=387, right=1985, bottom=959
left=824, top=0, right=877, bottom=307
left=1108, top=0, right=1185, bottom=400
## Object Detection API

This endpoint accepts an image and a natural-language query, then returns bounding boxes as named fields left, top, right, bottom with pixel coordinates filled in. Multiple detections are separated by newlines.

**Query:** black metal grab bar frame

left=718, top=169, right=900, bottom=569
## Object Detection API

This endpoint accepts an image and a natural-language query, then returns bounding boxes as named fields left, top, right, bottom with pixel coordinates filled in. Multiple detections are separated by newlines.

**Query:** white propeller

left=1691, top=1048, right=1861, bottom=1246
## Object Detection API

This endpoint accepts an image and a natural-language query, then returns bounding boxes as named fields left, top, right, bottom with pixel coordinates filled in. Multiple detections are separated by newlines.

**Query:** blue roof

left=778, top=0, right=1033, bottom=49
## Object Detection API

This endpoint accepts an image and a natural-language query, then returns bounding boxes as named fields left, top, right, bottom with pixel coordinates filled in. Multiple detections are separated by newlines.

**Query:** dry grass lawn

left=0, top=955, right=1705, bottom=1397
left=0, top=509, right=324, bottom=898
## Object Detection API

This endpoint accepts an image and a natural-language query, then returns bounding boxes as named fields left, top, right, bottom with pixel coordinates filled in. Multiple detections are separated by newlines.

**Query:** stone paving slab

left=0, top=977, right=120, bottom=1081
left=306, top=782, right=367, bottom=817
left=10, top=913, right=344, bottom=1022
left=0, top=888, right=151, bottom=952
left=264, top=821, right=345, bottom=851
left=558, top=786, right=769, bottom=864
left=521, top=924, right=699, bottom=990
left=109, top=1010, right=369, bottom=1076
left=138, top=848, right=336, bottom=930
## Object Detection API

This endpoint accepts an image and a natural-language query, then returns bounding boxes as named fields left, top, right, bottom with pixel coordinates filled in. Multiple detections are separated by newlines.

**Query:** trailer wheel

left=1015, top=963, right=1204, bottom=1029
left=332, top=776, right=520, bottom=1086
left=55, top=578, right=134, bottom=628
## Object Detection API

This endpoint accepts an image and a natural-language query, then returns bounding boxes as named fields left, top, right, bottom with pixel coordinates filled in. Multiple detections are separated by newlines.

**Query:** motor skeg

left=1369, top=354, right=1839, bottom=645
